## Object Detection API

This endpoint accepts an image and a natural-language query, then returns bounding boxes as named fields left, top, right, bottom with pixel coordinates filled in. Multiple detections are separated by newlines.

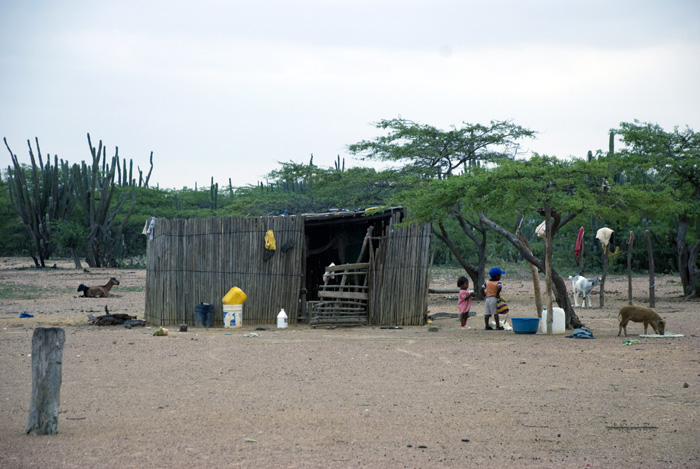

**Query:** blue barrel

left=195, top=303, right=214, bottom=328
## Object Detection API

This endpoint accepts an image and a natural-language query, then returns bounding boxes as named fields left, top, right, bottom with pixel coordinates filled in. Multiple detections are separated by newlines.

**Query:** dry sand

left=1, top=258, right=699, bottom=468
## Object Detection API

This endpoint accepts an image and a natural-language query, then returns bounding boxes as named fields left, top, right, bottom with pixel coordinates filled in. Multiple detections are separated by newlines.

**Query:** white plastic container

left=223, top=304, right=243, bottom=328
left=276, top=309, right=288, bottom=329
left=538, top=307, right=565, bottom=334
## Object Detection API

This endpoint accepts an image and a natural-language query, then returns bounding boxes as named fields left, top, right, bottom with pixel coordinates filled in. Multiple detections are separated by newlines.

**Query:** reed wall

left=369, top=223, right=432, bottom=326
left=145, top=216, right=305, bottom=326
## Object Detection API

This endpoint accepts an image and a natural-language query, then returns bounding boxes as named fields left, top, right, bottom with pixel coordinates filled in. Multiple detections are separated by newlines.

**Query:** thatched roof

left=301, top=206, right=405, bottom=226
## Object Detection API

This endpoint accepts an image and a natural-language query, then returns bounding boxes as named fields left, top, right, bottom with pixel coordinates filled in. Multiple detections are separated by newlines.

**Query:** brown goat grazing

left=617, top=305, right=666, bottom=336
left=77, top=277, right=120, bottom=298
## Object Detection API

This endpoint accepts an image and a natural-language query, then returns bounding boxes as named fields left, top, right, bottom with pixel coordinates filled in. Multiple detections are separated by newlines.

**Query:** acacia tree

left=614, top=121, right=700, bottom=298
left=348, top=118, right=535, bottom=178
left=398, top=176, right=489, bottom=296
left=348, top=118, right=536, bottom=296
left=466, top=155, right=622, bottom=329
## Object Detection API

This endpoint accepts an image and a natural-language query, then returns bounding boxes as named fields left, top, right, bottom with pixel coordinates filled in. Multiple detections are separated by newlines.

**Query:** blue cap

left=489, top=267, right=506, bottom=277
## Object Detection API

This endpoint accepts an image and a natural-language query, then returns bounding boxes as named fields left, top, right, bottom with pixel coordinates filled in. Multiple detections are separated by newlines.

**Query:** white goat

left=571, top=275, right=601, bottom=308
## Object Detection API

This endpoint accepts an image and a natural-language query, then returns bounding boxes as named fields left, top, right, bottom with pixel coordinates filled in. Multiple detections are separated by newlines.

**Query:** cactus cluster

left=5, top=133, right=138, bottom=268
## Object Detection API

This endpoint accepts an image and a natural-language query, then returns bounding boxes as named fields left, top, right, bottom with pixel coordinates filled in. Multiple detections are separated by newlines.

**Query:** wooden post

left=26, top=327, right=65, bottom=435
left=355, top=226, right=374, bottom=263
left=544, top=205, right=554, bottom=334
left=645, top=230, right=656, bottom=308
left=600, top=243, right=609, bottom=308
left=627, top=231, right=635, bottom=305
left=518, top=232, right=542, bottom=317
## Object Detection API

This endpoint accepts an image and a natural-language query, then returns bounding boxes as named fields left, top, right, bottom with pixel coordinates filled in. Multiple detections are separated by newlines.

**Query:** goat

left=77, top=277, right=120, bottom=298
left=570, top=275, right=601, bottom=308
left=618, top=305, right=666, bottom=336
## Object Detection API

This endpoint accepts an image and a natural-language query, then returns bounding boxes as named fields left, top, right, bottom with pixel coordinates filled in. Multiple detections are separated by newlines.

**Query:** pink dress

left=458, top=289, right=473, bottom=314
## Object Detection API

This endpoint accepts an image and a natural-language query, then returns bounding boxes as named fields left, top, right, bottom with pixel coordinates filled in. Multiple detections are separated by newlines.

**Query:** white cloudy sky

left=2, top=0, right=699, bottom=190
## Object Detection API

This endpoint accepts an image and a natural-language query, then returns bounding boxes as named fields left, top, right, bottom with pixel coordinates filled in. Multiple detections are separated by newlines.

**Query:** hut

left=144, top=207, right=431, bottom=327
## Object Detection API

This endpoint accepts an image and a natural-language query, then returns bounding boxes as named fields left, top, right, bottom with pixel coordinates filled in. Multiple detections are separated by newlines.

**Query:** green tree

left=397, top=176, right=490, bottom=295
left=349, top=118, right=536, bottom=296
left=50, top=219, right=86, bottom=268
left=614, top=121, right=700, bottom=297
left=467, top=155, right=619, bottom=328
left=227, top=157, right=405, bottom=217
left=0, top=176, right=31, bottom=256
left=348, top=118, right=535, bottom=178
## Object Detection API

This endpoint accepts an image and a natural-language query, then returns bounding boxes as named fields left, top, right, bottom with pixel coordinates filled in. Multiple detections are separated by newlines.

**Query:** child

left=457, top=276, right=476, bottom=329
left=481, top=267, right=506, bottom=330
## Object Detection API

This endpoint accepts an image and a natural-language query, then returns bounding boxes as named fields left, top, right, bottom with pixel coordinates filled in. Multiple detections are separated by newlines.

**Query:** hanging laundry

left=142, top=217, right=156, bottom=240
left=535, top=221, right=547, bottom=238
left=596, top=227, right=614, bottom=248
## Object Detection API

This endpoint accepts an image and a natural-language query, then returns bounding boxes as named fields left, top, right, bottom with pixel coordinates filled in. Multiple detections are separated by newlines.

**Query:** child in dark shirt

left=481, top=267, right=506, bottom=330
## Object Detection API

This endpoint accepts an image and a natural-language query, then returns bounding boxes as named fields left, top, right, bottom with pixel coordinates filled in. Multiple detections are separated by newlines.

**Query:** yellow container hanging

left=223, top=286, right=247, bottom=305
left=265, top=230, right=276, bottom=250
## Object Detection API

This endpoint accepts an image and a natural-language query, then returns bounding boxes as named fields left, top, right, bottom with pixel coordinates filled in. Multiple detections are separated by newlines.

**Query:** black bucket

left=195, top=303, right=214, bottom=328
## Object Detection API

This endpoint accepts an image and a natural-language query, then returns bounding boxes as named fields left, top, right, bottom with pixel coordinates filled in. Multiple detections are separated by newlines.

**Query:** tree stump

left=25, top=327, right=65, bottom=435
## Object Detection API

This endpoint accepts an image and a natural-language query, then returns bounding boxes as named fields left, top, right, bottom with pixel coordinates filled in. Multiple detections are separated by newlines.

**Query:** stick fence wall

left=145, top=214, right=431, bottom=327
left=370, top=223, right=432, bottom=326
left=145, top=216, right=305, bottom=326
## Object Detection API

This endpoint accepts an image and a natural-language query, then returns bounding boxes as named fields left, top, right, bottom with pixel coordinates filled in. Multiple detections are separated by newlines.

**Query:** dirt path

left=1, top=258, right=698, bottom=468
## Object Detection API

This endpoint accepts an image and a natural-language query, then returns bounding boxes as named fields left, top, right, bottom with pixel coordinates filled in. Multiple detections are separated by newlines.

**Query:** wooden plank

left=324, top=263, right=370, bottom=272
left=318, top=291, right=369, bottom=300
left=320, top=284, right=368, bottom=291
left=316, top=305, right=367, bottom=312
left=310, top=318, right=368, bottom=324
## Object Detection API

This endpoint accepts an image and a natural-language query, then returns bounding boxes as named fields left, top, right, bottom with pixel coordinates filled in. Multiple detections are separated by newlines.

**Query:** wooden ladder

left=310, top=262, right=369, bottom=327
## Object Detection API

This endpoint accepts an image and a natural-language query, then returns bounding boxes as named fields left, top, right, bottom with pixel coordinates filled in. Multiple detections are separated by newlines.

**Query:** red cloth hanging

left=574, top=226, right=584, bottom=258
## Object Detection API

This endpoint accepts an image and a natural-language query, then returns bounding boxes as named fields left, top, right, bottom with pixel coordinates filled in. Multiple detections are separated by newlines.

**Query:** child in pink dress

left=458, top=276, right=476, bottom=328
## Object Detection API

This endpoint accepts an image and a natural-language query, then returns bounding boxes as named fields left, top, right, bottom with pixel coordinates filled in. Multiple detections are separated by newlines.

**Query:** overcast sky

left=2, top=0, right=699, bottom=190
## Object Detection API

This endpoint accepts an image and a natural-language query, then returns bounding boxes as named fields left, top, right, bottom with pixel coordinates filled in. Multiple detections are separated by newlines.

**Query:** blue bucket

left=511, top=317, right=540, bottom=334
left=195, top=303, right=214, bottom=328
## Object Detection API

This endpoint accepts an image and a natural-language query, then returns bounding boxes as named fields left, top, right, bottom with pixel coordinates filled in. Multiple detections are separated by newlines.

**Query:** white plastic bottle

left=539, top=307, right=565, bottom=334
left=277, top=309, right=288, bottom=329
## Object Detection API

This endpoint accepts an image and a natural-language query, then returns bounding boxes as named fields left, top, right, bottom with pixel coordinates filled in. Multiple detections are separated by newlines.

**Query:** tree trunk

left=645, top=230, right=656, bottom=308
left=26, top=328, right=65, bottom=435
left=676, top=216, right=690, bottom=294
left=432, top=217, right=487, bottom=299
left=686, top=240, right=700, bottom=298
left=69, top=247, right=82, bottom=269
left=477, top=212, right=583, bottom=328
left=551, top=273, right=582, bottom=329
left=627, top=231, right=634, bottom=305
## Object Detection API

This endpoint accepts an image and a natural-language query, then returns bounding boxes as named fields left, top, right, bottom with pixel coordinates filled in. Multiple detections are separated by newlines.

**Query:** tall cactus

left=210, top=177, right=218, bottom=210
left=334, top=154, right=345, bottom=171
left=66, top=134, right=136, bottom=267
left=4, top=137, right=73, bottom=267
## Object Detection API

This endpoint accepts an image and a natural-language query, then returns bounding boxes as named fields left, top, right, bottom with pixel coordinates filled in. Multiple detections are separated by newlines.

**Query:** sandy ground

left=0, top=257, right=699, bottom=469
